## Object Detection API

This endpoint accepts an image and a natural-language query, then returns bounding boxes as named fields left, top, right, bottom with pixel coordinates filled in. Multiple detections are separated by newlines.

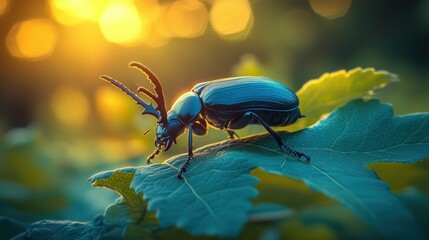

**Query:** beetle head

left=154, top=117, right=184, bottom=152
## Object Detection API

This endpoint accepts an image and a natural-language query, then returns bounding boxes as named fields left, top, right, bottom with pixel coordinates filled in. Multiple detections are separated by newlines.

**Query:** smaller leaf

left=89, top=167, right=142, bottom=206
left=286, top=68, right=398, bottom=131
left=11, top=215, right=113, bottom=240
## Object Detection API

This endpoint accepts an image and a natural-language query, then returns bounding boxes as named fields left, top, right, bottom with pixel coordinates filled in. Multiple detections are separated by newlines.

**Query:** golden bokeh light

left=51, top=87, right=89, bottom=127
left=167, top=0, right=208, bottom=38
left=309, top=0, right=352, bottom=19
left=143, top=27, right=170, bottom=48
left=6, top=19, right=57, bottom=60
left=99, top=2, right=144, bottom=45
left=153, top=3, right=174, bottom=38
left=0, top=0, right=9, bottom=16
left=97, top=137, right=146, bottom=162
left=210, top=0, right=253, bottom=39
left=95, top=86, right=136, bottom=127
left=49, top=0, right=92, bottom=25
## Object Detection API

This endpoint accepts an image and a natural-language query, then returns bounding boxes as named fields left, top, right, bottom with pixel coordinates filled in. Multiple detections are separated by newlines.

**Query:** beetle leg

left=147, top=146, right=161, bottom=165
left=177, top=123, right=194, bottom=179
left=226, top=130, right=239, bottom=139
left=244, top=112, right=310, bottom=163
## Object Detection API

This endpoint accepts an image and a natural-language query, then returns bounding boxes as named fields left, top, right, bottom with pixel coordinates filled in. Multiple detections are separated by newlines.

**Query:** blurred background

left=0, top=0, right=428, bottom=238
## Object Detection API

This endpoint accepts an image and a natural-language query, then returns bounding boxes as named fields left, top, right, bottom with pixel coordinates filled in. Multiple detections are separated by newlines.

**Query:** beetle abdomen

left=193, top=77, right=299, bottom=112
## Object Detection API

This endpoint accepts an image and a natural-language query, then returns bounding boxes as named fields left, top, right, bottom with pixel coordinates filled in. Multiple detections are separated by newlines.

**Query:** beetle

left=100, top=61, right=310, bottom=179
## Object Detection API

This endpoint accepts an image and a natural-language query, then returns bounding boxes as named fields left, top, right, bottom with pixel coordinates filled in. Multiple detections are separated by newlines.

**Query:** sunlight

left=210, top=0, right=253, bottom=39
left=143, top=27, right=170, bottom=47
left=95, top=86, right=136, bottom=127
left=99, top=2, right=144, bottom=45
left=49, top=0, right=92, bottom=25
left=153, top=3, right=173, bottom=38
left=51, top=87, right=89, bottom=127
left=167, top=0, right=208, bottom=38
left=0, top=0, right=9, bottom=16
left=6, top=19, right=57, bottom=60
left=309, top=0, right=352, bottom=19
left=97, top=137, right=146, bottom=162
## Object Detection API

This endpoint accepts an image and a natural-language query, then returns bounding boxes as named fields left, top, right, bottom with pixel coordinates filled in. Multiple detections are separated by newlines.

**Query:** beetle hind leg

left=244, top=112, right=310, bottom=163
left=280, top=145, right=310, bottom=163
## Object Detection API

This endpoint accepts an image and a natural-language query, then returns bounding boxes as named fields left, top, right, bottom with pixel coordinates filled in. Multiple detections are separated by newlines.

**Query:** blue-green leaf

left=131, top=155, right=259, bottom=237
left=130, top=99, right=428, bottom=239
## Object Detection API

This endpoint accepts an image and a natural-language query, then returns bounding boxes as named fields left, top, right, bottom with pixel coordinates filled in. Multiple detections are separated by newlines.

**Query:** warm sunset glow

left=0, top=0, right=9, bottom=16
left=143, top=27, right=170, bottom=47
left=99, top=2, right=143, bottom=45
left=95, top=86, right=136, bottom=127
left=167, top=0, right=208, bottom=38
left=6, top=19, right=57, bottom=60
left=154, top=4, right=173, bottom=38
left=310, top=0, right=352, bottom=19
left=49, top=0, right=92, bottom=25
left=97, top=137, right=146, bottom=162
left=210, top=0, right=253, bottom=38
left=51, top=87, right=89, bottom=127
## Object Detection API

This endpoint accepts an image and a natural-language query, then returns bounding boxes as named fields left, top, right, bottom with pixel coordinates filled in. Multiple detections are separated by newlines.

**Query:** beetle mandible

left=100, top=61, right=310, bottom=179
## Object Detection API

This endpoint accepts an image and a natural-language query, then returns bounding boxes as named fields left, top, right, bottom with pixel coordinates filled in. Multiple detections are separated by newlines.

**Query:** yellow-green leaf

left=88, top=167, right=143, bottom=206
left=284, top=68, right=398, bottom=131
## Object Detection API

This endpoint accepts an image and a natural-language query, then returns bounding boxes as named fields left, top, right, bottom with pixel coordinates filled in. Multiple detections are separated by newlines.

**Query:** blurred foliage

left=0, top=0, right=428, bottom=239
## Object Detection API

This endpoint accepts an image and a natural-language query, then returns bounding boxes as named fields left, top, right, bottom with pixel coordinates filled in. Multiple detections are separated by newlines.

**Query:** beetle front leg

left=147, top=147, right=161, bottom=165
left=177, top=123, right=194, bottom=179
left=244, top=112, right=310, bottom=163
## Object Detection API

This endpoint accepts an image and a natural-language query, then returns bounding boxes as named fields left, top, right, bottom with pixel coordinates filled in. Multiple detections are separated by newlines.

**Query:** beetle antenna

left=100, top=75, right=160, bottom=120
left=137, top=86, right=157, bottom=102
left=129, top=62, right=168, bottom=125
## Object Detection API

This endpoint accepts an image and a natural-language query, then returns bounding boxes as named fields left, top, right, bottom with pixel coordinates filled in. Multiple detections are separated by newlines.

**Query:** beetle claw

left=177, top=168, right=184, bottom=179
left=300, top=153, right=311, bottom=164
left=280, top=145, right=310, bottom=164
left=177, top=159, right=192, bottom=179
left=177, top=165, right=188, bottom=179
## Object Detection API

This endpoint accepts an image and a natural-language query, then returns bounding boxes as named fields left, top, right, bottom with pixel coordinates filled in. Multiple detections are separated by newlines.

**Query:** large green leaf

left=130, top=99, right=428, bottom=238
left=286, top=68, right=398, bottom=131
